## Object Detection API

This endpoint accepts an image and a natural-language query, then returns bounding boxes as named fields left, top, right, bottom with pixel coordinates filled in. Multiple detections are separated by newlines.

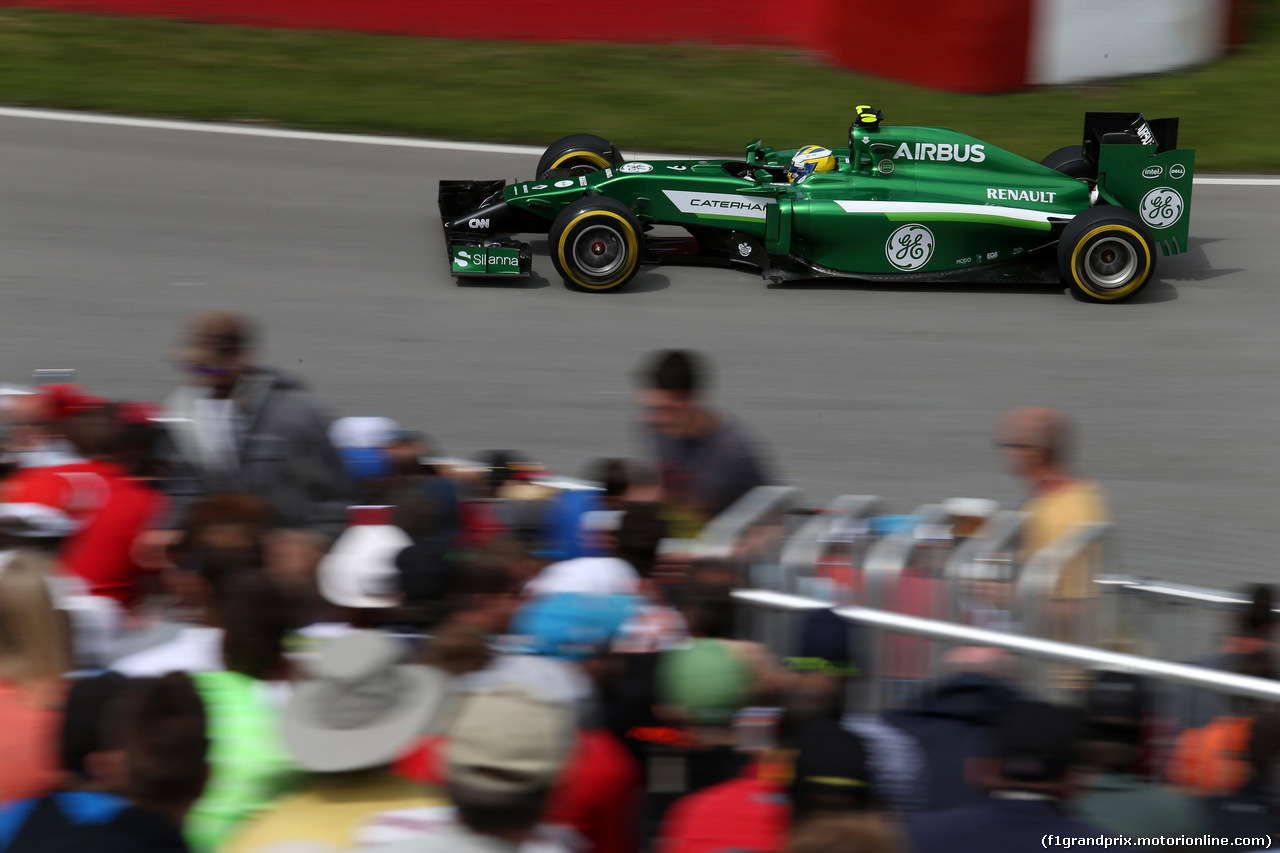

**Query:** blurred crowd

left=0, top=310, right=1274, bottom=852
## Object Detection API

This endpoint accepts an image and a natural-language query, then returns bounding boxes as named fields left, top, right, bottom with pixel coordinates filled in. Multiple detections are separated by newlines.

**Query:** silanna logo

left=893, top=142, right=985, bottom=163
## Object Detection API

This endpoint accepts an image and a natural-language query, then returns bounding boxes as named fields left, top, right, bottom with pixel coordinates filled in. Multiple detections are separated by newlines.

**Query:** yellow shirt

left=222, top=768, right=446, bottom=853
left=1021, top=478, right=1110, bottom=600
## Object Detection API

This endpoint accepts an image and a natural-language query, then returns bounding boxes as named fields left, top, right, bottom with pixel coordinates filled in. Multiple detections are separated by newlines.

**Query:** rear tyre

left=1058, top=207, right=1157, bottom=302
left=536, top=134, right=623, bottom=179
left=549, top=197, right=645, bottom=292
left=1041, top=145, right=1096, bottom=181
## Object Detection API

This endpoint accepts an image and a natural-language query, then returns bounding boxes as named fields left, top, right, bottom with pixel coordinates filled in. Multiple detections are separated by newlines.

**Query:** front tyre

left=1058, top=207, right=1157, bottom=302
left=549, top=197, right=645, bottom=292
left=536, top=134, right=622, bottom=179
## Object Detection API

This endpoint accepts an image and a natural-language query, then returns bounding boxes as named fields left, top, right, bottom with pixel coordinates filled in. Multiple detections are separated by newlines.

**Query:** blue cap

left=339, top=447, right=391, bottom=482
left=508, top=593, right=637, bottom=661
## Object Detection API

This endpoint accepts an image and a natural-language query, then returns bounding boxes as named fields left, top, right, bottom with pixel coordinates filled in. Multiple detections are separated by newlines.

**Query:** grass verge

left=0, top=5, right=1276, bottom=170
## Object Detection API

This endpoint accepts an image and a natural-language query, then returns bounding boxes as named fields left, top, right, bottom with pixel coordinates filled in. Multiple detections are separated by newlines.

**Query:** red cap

left=348, top=505, right=395, bottom=526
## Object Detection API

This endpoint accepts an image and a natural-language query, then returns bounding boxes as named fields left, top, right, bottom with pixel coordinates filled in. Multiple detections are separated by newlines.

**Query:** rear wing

left=1084, top=112, right=1195, bottom=257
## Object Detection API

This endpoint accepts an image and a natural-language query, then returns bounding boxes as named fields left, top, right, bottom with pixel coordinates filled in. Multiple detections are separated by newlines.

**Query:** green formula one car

left=438, top=109, right=1194, bottom=302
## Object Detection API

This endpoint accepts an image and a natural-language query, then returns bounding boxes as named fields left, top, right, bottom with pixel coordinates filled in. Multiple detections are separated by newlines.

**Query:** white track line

left=0, top=106, right=1275, bottom=184
left=1192, top=177, right=1280, bottom=186
left=0, top=106, right=548, bottom=155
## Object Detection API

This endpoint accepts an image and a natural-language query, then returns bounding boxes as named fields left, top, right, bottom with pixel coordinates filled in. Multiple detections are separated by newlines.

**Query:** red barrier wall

left=817, top=0, right=1033, bottom=93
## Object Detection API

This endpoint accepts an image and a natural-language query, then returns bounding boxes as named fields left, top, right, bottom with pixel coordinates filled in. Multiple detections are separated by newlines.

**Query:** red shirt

left=0, top=461, right=109, bottom=525
left=1, top=461, right=166, bottom=607
left=656, top=764, right=790, bottom=853
left=396, top=728, right=640, bottom=853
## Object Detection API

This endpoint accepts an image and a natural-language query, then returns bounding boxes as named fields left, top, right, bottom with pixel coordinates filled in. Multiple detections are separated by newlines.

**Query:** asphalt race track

left=0, top=110, right=1276, bottom=588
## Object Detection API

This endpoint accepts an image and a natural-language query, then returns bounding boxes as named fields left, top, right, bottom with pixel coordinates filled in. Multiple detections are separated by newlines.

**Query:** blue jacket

left=883, top=673, right=1023, bottom=813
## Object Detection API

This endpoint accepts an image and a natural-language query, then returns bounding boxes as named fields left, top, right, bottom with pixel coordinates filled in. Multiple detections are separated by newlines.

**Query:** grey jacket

left=160, top=367, right=351, bottom=535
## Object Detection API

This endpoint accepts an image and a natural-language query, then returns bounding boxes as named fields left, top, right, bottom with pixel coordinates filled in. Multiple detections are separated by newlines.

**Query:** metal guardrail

left=733, top=588, right=1280, bottom=707
left=779, top=495, right=883, bottom=596
left=862, top=504, right=949, bottom=612
left=419, top=457, right=1263, bottom=673
left=697, top=485, right=801, bottom=562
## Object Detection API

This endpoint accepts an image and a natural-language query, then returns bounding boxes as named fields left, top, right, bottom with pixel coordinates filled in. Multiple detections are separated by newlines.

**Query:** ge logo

left=1140, top=187, right=1183, bottom=230
left=885, top=224, right=935, bottom=271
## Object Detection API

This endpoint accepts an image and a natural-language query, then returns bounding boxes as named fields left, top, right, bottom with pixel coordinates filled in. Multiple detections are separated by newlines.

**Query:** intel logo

left=1170, top=164, right=1186, bottom=179
left=1142, top=165, right=1163, bottom=179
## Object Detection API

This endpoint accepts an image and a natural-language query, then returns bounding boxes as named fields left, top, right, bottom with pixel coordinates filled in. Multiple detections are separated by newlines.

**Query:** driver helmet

left=787, top=145, right=837, bottom=184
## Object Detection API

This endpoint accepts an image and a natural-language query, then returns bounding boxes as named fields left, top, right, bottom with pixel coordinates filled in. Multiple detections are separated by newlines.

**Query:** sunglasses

left=996, top=442, right=1041, bottom=450
left=188, top=365, right=236, bottom=377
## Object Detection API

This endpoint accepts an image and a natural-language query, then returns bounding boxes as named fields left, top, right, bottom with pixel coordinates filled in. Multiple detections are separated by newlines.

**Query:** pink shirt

left=0, top=681, right=63, bottom=803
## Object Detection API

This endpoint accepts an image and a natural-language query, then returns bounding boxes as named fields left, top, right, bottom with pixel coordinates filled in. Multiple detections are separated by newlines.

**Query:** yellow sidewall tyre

left=1058, top=208, right=1157, bottom=303
left=536, top=134, right=622, bottom=180
left=549, top=197, right=645, bottom=292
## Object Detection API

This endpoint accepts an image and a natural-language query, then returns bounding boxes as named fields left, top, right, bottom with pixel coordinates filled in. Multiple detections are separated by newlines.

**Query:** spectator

left=54, top=403, right=169, bottom=609
left=159, top=311, right=350, bottom=536
left=656, top=714, right=873, bottom=853
left=398, top=593, right=642, bottom=853
left=419, top=619, right=494, bottom=677
left=59, top=670, right=132, bottom=788
left=1203, top=710, right=1280, bottom=843
left=0, top=671, right=128, bottom=841
left=0, top=384, right=105, bottom=489
left=644, top=634, right=758, bottom=835
left=387, top=486, right=456, bottom=627
left=0, top=390, right=168, bottom=609
left=184, top=571, right=301, bottom=852
left=373, top=684, right=576, bottom=853
left=1070, top=670, right=1208, bottom=839
left=636, top=349, right=771, bottom=536
left=781, top=608, right=923, bottom=817
left=434, top=536, right=533, bottom=638
left=110, top=494, right=273, bottom=676
left=541, top=458, right=660, bottom=563
left=0, top=552, right=68, bottom=803
left=788, top=719, right=878, bottom=826
left=1175, top=585, right=1276, bottom=731
left=880, top=647, right=1023, bottom=813
left=328, top=417, right=401, bottom=490
left=995, top=407, right=1110, bottom=652
left=526, top=502, right=665, bottom=599
left=540, top=459, right=617, bottom=563
left=904, top=700, right=1121, bottom=853
left=384, top=432, right=460, bottom=546
left=1169, top=650, right=1277, bottom=796
left=2, top=672, right=210, bottom=852
left=226, top=631, right=447, bottom=852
